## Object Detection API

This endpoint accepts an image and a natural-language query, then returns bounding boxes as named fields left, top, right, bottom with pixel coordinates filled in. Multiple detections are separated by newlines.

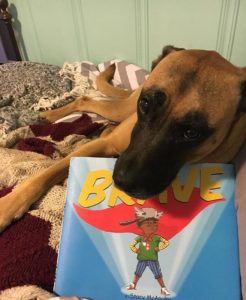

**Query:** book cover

left=54, top=157, right=240, bottom=300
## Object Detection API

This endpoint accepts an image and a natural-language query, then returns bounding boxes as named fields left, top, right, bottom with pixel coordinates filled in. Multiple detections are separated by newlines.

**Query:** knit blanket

left=0, top=60, right=148, bottom=300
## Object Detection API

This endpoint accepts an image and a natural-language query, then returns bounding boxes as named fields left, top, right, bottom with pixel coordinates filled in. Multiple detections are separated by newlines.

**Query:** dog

left=0, top=45, right=245, bottom=231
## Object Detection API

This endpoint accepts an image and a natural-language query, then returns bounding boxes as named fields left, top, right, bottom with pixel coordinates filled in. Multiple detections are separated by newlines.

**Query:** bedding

left=0, top=60, right=148, bottom=299
left=0, top=60, right=245, bottom=300
left=0, top=62, right=71, bottom=137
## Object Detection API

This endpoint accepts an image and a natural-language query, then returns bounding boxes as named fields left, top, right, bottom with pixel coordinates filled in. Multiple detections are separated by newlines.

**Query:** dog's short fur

left=0, top=46, right=245, bottom=231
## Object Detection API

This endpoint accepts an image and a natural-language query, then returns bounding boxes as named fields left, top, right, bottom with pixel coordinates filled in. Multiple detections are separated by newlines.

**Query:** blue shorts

left=135, top=260, right=162, bottom=279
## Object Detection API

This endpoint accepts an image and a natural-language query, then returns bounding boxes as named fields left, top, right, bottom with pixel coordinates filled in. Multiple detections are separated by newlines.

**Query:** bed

left=0, top=3, right=150, bottom=299
left=0, top=1, right=245, bottom=300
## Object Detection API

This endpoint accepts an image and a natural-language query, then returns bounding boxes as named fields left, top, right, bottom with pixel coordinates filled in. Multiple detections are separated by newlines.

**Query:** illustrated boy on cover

left=120, top=207, right=171, bottom=296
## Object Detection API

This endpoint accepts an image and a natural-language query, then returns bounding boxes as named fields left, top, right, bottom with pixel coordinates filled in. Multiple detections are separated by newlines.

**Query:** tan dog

left=0, top=46, right=245, bottom=231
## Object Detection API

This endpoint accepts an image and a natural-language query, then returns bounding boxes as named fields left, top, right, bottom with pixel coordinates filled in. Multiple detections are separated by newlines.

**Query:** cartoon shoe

left=161, top=287, right=171, bottom=296
left=126, top=283, right=136, bottom=290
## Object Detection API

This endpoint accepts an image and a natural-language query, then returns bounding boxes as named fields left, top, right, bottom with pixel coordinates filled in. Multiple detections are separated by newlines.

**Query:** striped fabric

left=98, top=60, right=148, bottom=90
left=77, top=60, right=149, bottom=90
left=135, top=260, right=163, bottom=279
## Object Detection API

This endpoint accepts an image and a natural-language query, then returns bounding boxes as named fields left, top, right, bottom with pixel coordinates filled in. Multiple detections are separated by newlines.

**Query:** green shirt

left=135, top=235, right=162, bottom=261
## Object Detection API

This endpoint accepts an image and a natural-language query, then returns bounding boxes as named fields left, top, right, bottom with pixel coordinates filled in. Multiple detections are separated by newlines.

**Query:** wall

left=8, top=0, right=246, bottom=69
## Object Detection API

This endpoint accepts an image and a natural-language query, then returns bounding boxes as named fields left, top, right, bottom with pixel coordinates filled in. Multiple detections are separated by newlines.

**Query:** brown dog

left=0, top=46, right=245, bottom=231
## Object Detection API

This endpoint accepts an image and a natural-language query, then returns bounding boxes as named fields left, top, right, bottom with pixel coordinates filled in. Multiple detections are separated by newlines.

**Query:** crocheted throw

left=0, top=60, right=148, bottom=299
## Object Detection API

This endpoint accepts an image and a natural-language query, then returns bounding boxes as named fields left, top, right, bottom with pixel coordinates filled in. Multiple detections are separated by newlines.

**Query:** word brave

left=78, top=166, right=224, bottom=208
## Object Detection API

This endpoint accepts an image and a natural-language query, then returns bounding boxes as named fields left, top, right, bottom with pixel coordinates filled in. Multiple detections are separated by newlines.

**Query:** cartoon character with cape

left=120, top=207, right=171, bottom=296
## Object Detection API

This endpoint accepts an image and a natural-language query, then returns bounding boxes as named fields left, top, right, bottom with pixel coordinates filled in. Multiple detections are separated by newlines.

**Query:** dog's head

left=113, top=46, right=246, bottom=199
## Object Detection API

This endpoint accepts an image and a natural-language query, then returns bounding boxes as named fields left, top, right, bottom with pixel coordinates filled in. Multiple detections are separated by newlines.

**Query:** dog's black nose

left=113, top=168, right=142, bottom=195
left=113, top=170, right=151, bottom=199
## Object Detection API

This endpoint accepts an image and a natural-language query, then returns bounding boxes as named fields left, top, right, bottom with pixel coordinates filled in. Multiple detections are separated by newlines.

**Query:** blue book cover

left=54, top=157, right=240, bottom=300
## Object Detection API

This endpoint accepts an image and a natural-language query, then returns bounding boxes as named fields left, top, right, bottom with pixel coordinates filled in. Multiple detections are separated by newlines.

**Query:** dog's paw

left=0, top=193, right=30, bottom=232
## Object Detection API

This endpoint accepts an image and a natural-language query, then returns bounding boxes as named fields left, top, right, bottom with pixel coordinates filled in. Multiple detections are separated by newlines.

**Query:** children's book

left=54, top=157, right=240, bottom=300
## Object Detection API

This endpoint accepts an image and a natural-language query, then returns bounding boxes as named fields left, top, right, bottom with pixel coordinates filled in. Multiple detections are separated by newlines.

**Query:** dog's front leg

left=0, top=138, right=111, bottom=231
left=0, top=114, right=136, bottom=232
left=40, top=87, right=141, bottom=123
left=40, top=100, right=78, bottom=123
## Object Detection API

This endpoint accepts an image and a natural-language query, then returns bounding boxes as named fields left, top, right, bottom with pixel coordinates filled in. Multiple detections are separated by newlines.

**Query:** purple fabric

left=16, top=138, right=56, bottom=157
left=0, top=214, right=56, bottom=291
left=30, top=114, right=103, bottom=141
left=0, top=186, right=14, bottom=198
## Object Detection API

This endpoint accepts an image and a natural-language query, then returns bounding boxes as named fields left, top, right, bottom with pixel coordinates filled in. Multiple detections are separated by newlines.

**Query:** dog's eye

left=183, top=128, right=200, bottom=140
left=139, top=97, right=150, bottom=114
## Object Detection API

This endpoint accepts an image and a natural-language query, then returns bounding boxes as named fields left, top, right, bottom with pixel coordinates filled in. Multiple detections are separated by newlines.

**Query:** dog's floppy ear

left=237, top=68, right=246, bottom=115
left=238, top=81, right=246, bottom=113
left=151, top=45, right=184, bottom=71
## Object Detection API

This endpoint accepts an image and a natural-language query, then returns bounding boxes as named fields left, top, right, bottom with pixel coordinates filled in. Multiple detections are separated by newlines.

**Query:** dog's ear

left=238, top=81, right=246, bottom=113
left=151, top=45, right=185, bottom=71
left=236, top=67, right=246, bottom=115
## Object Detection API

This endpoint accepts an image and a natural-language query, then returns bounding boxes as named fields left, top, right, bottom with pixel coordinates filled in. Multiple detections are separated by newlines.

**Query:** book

left=54, top=157, right=240, bottom=300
